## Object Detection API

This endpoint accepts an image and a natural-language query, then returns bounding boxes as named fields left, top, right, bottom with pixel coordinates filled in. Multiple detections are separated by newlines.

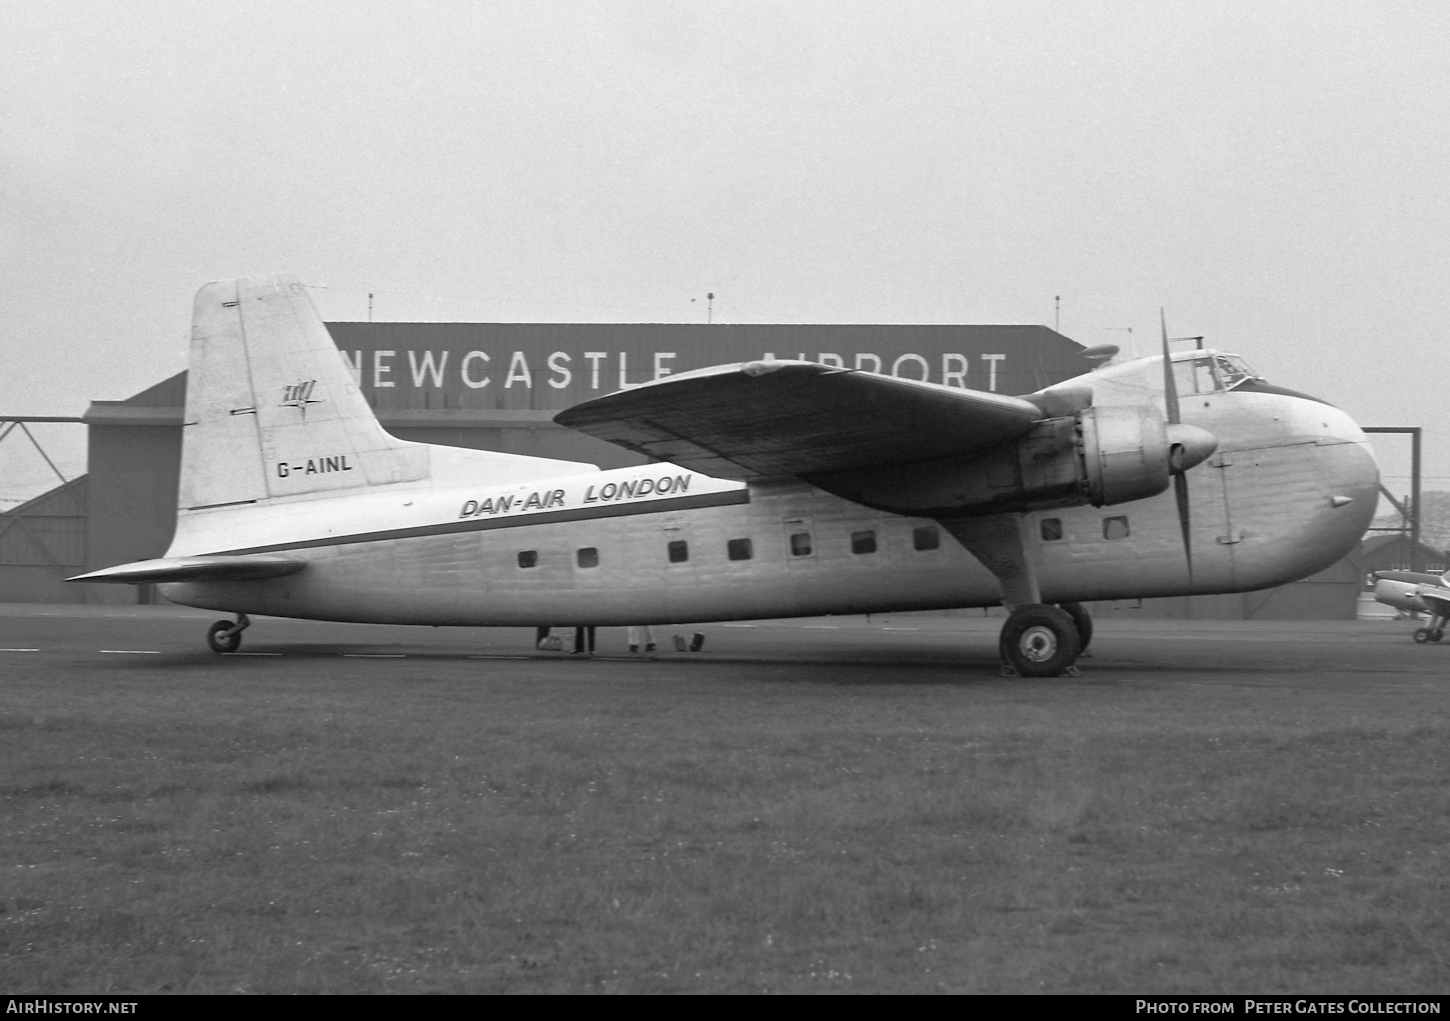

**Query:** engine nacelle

left=1077, top=405, right=1172, bottom=507
left=806, top=404, right=1201, bottom=517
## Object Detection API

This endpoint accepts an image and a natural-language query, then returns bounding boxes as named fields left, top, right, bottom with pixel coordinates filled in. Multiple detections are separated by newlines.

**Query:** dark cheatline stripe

left=1231, top=379, right=1337, bottom=407
left=208, top=488, right=751, bottom=556
left=187, top=499, right=259, bottom=511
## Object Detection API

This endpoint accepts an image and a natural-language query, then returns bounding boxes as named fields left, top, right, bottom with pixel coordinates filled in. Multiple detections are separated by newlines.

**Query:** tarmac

left=0, top=602, right=1441, bottom=693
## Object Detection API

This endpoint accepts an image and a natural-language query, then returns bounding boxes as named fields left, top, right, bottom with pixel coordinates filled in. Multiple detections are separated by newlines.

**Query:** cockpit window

left=1192, top=358, right=1218, bottom=394
left=1172, top=354, right=1259, bottom=395
left=1213, top=355, right=1256, bottom=389
left=1171, top=358, right=1214, bottom=395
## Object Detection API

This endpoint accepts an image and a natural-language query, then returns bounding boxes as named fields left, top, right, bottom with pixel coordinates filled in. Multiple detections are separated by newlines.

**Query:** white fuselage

left=159, top=387, right=1379, bottom=626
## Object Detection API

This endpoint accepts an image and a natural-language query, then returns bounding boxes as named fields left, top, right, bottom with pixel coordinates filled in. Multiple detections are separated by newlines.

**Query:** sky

left=2, top=0, right=1446, bottom=508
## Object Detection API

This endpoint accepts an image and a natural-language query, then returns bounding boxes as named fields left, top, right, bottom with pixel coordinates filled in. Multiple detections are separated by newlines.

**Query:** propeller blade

left=1160, top=308, right=1180, bottom=425
left=1161, top=309, right=1198, bottom=578
left=1174, top=472, right=1193, bottom=581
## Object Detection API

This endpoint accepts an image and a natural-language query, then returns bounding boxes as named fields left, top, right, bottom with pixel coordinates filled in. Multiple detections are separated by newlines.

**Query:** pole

left=1363, top=427, right=1424, bottom=572
left=1411, top=427, right=1423, bottom=572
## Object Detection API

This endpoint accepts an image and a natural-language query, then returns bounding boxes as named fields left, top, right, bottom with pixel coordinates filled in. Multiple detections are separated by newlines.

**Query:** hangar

left=0, top=320, right=1373, bottom=617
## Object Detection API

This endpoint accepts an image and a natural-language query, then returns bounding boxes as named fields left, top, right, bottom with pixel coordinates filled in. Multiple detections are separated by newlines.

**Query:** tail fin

left=178, top=275, right=428, bottom=510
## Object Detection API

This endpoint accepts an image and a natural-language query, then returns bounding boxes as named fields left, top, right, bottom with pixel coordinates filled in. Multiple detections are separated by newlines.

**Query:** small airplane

left=1372, top=571, right=1450, bottom=643
left=69, top=275, right=1380, bottom=676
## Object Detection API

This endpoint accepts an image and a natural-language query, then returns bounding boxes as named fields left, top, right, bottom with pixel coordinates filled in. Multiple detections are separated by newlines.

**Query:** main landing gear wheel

left=205, top=614, right=250, bottom=654
left=999, top=604, right=1082, bottom=678
left=1413, top=628, right=1444, bottom=644
left=1057, top=601, right=1093, bottom=653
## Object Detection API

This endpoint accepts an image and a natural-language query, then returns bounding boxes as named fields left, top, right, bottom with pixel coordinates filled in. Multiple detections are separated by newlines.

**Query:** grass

left=1, top=625, right=1448, bottom=993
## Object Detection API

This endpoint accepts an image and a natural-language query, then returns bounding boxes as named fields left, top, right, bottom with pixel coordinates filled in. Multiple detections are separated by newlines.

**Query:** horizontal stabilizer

left=555, top=360, right=1045, bottom=479
left=67, top=556, right=308, bottom=584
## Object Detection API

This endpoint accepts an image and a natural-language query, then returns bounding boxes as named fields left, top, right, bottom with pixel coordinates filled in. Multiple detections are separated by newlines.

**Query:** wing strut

left=938, top=514, right=1041, bottom=608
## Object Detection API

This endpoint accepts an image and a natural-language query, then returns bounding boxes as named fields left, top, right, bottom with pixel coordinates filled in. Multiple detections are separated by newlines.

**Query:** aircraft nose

left=1305, top=398, right=1380, bottom=500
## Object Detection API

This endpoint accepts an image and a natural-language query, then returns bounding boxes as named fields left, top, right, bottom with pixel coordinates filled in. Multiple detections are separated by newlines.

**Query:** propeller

left=1160, top=309, right=1180, bottom=426
left=1160, top=310, right=1217, bottom=579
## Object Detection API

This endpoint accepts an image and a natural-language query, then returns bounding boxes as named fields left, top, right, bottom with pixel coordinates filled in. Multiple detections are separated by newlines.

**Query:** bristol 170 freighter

left=71, top=276, right=1378, bottom=676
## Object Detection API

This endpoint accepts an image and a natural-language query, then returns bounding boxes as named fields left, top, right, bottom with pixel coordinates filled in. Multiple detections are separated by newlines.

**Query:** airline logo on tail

left=280, top=379, right=323, bottom=416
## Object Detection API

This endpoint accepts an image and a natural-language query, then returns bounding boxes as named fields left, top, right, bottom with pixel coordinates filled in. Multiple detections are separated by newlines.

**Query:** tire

left=999, top=604, right=1082, bottom=677
left=1413, top=628, right=1432, bottom=644
left=1057, top=601, right=1094, bottom=653
left=206, top=620, right=241, bottom=654
left=1433, top=630, right=1445, bottom=643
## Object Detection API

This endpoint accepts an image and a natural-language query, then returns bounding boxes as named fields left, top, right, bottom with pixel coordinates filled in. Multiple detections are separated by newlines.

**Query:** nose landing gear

left=206, top=613, right=250, bottom=653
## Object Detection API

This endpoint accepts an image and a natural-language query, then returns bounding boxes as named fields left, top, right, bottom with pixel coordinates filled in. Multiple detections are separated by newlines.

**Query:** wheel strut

left=940, top=515, right=1087, bottom=678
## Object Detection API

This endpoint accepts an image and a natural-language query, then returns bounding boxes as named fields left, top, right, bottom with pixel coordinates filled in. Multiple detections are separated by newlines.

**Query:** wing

left=554, top=360, right=1045, bottom=479
left=68, top=556, right=307, bottom=584
left=1420, top=585, right=1450, bottom=617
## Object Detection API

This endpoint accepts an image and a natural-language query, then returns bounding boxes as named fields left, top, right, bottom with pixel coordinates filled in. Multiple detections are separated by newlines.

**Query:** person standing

left=572, top=626, right=596, bottom=655
left=628, top=625, right=657, bottom=654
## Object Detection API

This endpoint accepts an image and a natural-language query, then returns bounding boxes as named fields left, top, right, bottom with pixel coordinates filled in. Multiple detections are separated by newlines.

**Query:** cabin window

left=1103, top=516, right=1130, bottom=540
left=1040, top=518, right=1063, bottom=542
left=517, top=550, right=538, bottom=569
left=912, top=525, right=940, bottom=551
left=789, top=532, right=813, bottom=557
left=727, top=538, right=753, bottom=561
left=667, top=540, right=689, bottom=563
left=851, top=530, right=877, bottom=554
left=577, top=547, right=600, bottom=568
